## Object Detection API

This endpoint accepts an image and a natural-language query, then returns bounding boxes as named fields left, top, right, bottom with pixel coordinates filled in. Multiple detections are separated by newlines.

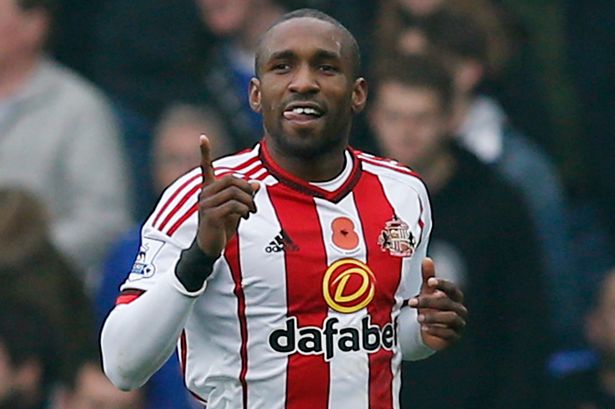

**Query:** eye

left=319, top=64, right=338, bottom=73
left=272, top=63, right=291, bottom=72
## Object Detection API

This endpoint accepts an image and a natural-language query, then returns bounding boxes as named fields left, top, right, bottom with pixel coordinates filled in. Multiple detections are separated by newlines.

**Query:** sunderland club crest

left=378, top=215, right=415, bottom=257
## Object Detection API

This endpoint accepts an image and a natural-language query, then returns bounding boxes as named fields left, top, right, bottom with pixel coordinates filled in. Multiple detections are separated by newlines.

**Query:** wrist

left=175, top=240, right=219, bottom=292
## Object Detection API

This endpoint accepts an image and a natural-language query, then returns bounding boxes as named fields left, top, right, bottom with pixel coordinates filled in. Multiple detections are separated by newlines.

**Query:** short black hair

left=254, top=8, right=361, bottom=78
left=373, top=54, right=454, bottom=114
left=424, top=10, right=488, bottom=65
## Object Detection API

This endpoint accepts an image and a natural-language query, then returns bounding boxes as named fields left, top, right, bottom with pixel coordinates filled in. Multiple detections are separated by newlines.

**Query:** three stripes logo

left=265, top=230, right=300, bottom=253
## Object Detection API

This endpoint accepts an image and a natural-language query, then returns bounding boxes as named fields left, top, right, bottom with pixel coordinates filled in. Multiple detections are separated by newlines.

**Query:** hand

left=196, top=135, right=259, bottom=257
left=408, top=258, right=467, bottom=351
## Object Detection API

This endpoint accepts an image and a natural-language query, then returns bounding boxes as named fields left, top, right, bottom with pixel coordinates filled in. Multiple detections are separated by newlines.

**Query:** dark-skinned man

left=101, top=9, right=467, bottom=409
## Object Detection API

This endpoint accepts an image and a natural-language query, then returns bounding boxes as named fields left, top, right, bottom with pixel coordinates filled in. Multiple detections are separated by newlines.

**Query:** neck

left=450, top=93, right=473, bottom=132
left=415, top=151, right=455, bottom=194
left=0, top=55, right=39, bottom=100
left=265, top=138, right=347, bottom=182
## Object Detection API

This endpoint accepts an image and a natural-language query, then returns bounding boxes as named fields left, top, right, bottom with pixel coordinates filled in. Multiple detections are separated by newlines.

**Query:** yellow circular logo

left=322, top=259, right=376, bottom=313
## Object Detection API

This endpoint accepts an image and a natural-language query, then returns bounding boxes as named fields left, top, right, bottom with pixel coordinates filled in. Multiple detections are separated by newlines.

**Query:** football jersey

left=119, top=141, right=432, bottom=409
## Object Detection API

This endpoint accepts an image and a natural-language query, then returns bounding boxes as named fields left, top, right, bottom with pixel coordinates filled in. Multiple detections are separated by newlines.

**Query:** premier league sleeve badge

left=378, top=215, right=416, bottom=257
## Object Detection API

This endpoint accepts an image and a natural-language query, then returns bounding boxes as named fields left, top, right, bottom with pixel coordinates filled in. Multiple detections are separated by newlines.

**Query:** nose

left=288, top=64, right=319, bottom=94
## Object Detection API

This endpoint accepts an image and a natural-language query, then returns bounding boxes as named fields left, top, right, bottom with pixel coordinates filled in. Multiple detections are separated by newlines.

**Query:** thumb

left=200, top=134, right=216, bottom=185
left=421, top=257, right=437, bottom=290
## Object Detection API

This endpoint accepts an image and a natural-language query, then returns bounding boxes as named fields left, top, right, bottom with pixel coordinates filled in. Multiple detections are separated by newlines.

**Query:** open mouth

left=283, top=103, right=325, bottom=123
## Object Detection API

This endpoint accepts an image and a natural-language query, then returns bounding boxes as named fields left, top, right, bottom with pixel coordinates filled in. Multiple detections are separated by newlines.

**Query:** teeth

left=292, top=107, right=319, bottom=115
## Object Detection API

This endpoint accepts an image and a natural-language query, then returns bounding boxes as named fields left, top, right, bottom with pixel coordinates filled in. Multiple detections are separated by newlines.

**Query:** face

left=0, top=0, right=27, bottom=63
left=370, top=82, right=449, bottom=170
left=0, top=0, right=47, bottom=67
left=195, top=0, right=252, bottom=36
left=153, top=123, right=227, bottom=193
left=250, top=17, right=366, bottom=159
left=67, top=364, right=142, bottom=409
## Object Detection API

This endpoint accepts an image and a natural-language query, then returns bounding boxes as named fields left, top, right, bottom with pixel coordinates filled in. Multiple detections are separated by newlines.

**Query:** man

left=0, top=0, right=132, bottom=277
left=369, top=54, right=550, bottom=409
left=101, top=9, right=467, bottom=408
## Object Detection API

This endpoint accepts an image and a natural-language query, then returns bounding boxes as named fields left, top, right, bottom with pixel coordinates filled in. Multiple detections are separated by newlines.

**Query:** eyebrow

left=267, top=48, right=342, bottom=63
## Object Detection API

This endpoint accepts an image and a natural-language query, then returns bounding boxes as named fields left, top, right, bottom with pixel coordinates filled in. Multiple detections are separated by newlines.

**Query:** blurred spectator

left=0, top=188, right=96, bottom=389
left=549, top=266, right=615, bottom=409
left=60, top=360, right=143, bottom=409
left=0, top=0, right=132, bottom=279
left=406, top=8, right=580, bottom=347
left=0, top=299, right=58, bottom=409
left=95, top=103, right=229, bottom=409
left=369, top=55, right=550, bottom=409
left=372, top=0, right=553, bottom=151
left=152, top=103, right=232, bottom=195
left=192, top=0, right=288, bottom=148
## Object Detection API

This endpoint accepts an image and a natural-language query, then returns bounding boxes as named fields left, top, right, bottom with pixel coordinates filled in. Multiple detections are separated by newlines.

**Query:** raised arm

left=100, top=136, right=259, bottom=390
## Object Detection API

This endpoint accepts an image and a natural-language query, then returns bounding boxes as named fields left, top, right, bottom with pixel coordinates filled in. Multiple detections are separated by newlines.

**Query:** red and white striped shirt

left=115, top=141, right=433, bottom=409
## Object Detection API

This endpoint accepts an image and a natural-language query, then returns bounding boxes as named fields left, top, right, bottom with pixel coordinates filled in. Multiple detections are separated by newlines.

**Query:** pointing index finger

left=200, top=134, right=216, bottom=185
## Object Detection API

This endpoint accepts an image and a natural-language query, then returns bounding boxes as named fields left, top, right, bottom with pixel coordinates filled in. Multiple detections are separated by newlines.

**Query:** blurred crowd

left=0, top=0, right=613, bottom=408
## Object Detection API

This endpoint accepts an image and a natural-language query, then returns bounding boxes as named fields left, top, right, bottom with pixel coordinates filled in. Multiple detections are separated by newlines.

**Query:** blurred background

left=0, top=0, right=613, bottom=408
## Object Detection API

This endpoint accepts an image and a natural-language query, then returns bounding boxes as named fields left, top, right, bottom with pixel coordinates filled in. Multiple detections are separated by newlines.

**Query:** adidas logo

left=265, top=230, right=300, bottom=253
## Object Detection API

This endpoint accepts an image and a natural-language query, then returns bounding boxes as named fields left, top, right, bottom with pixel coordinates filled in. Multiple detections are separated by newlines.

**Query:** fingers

left=418, top=310, right=466, bottom=332
left=199, top=176, right=259, bottom=221
left=200, top=134, right=216, bottom=186
left=409, top=292, right=468, bottom=317
left=203, top=186, right=256, bottom=214
left=419, top=325, right=463, bottom=342
left=421, top=257, right=436, bottom=285
left=420, top=258, right=438, bottom=294
left=433, top=278, right=464, bottom=303
left=201, top=175, right=257, bottom=202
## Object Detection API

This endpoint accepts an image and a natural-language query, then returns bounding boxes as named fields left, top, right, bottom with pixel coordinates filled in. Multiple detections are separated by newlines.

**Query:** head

left=369, top=54, right=454, bottom=171
left=0, top=0, right=54, bottom=67
left=152, top=104, right=232, bottom=192
left=422, top=10, right=488, bottom=96
left=249, top=9, right=366, bottom=159
left=0, top=300, right=56, bottom=409
left=195, top=0, right=254, bottom=37
left=0, top=187, right=50, bottom=267
left=586, top=267, right=615, bottom=366
left=62, top=361, right=143, bottom=409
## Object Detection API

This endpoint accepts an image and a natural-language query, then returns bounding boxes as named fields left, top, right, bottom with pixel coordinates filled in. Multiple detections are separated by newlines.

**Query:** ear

left=351, top=77, right=368, bottom=114
left=249, top=78, right=262, bottom=113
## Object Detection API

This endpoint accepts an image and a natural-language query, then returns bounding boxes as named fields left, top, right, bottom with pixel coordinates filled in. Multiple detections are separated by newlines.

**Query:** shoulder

left=212, top=144, right=262, bottom=177
left=144, top=167, right=203, bottom=244
left=144, top=145, right=264, bottom=242
left=38, top=59, right=115, bottom=117
left=353, top=149, right=429, bottom=198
